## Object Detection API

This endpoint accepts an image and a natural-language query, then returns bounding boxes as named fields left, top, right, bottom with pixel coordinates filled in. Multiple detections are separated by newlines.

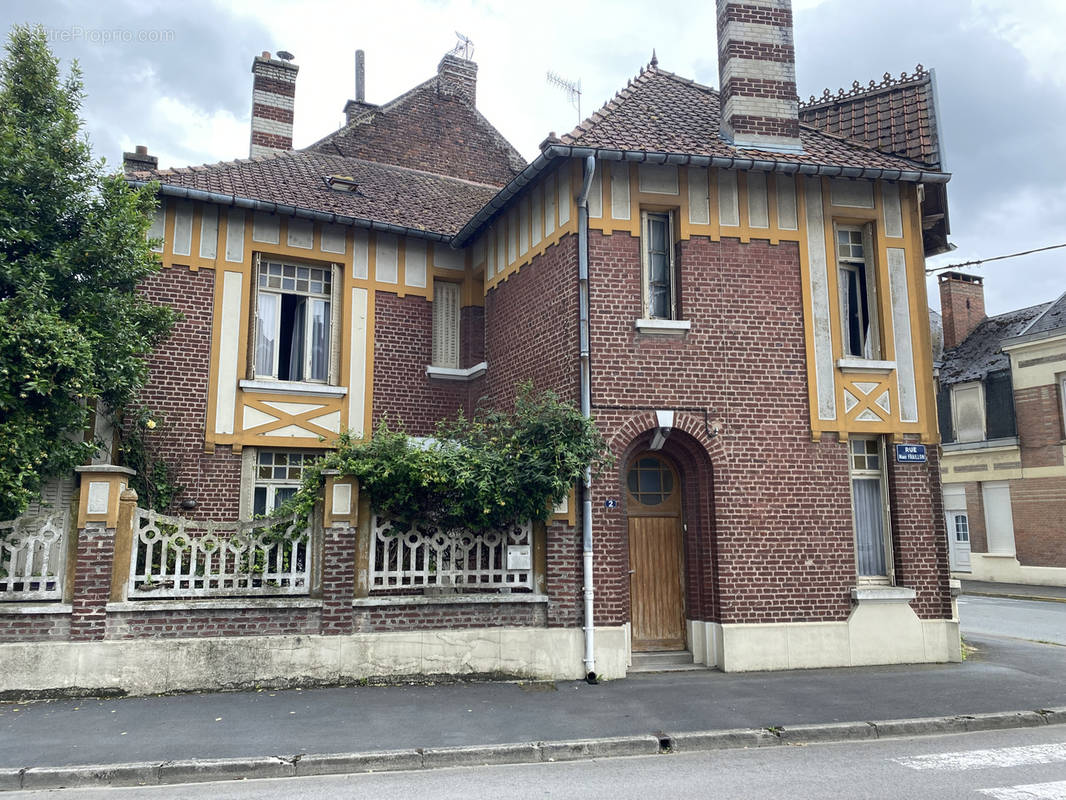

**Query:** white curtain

left=853, top=478, right=886, bottom=576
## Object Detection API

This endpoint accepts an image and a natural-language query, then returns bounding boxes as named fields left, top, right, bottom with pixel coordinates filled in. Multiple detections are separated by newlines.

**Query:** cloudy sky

left=3, top=0, right=1064, bottom=316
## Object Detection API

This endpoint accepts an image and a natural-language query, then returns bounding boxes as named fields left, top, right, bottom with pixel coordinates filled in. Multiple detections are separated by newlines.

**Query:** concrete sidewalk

left=961, top=579, right=1066, bottom=603
left=0, top=632, right=1064, bottom=791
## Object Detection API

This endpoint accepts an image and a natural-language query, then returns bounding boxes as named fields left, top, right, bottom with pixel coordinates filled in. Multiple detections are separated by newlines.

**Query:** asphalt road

left=5, top=726, right=1066, bottom=799
left=959, top=595, right=1066, bottom=646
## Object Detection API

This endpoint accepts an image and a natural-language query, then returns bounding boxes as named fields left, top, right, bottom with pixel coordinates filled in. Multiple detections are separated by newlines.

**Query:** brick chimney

left=343, top=50, right=378, bottom=124
left=716, top=0, right=802, bottom=152
left=123, top=144, right=158, bottom=173
left=437, top=52, right=477, bottom=104
left=250, top=51, right=298, bottom=157
left=939, top=272, right=986, bottom=350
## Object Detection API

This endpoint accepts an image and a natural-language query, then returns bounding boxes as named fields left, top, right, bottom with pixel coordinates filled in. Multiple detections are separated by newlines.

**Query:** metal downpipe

left=577, top=155, right=597, bottom=683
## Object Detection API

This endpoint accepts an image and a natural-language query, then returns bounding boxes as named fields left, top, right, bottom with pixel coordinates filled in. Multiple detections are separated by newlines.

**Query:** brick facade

left=135, top=266, right=241, bottom=519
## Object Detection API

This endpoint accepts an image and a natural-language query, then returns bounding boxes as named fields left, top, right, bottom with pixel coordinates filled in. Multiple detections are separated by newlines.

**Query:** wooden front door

left=626, top=454, right=685, bottom=651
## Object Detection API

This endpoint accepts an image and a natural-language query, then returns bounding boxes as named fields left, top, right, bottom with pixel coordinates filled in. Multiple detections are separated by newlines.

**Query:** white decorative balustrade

left=370, top=517, right=533, bottom=591
left=129, top=508, right=312, bottom=599
left=0, top=514, right=67, bottom=601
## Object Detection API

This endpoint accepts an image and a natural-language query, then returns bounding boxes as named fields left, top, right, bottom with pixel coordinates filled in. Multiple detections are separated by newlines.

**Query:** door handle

left=627, top=569, right=636, bottom=574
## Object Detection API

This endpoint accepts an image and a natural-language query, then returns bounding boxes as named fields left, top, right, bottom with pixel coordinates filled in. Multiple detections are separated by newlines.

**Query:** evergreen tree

left=0, top=26, right=175, bottom=519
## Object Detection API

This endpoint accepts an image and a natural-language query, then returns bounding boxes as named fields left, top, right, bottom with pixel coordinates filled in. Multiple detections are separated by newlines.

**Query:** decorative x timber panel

left=240, top=395, right=343, bottom=440
left=841, top=376, right=894, bottom=423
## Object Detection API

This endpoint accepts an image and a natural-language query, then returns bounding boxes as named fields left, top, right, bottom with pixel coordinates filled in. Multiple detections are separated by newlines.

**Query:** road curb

left=962, top=590, right=1066, bottom=605
left=3, top=707, right=1064, bottom=792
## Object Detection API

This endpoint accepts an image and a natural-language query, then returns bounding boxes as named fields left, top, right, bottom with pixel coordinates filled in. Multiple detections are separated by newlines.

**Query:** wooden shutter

left=432, top=281, right=460, bottom=369
left=246, top=253, right=261, bottom=379
left=984, top=369, right=1017, bottom=439
left=861, top=223, right=879, bottom=358
left=936, top=384, right=955, bottom=444
left=328, top=263, right=342, bottom=384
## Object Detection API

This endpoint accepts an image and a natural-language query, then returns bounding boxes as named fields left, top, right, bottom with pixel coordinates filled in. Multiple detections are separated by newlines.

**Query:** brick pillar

left=319, top=473, right=359, bottom=634
left=70, top=465, right=135, bottom=641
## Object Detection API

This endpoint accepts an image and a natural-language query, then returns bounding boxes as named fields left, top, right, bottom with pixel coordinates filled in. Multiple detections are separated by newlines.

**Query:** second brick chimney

left=716, top=0, right=802, bottom=152
left=437, top=52, right=477, bottom=105
left=250, top=51, right=298, bottom=157
left=939, top=272, right=986, bottom=350
left=123, top=144, right=158, bottom=174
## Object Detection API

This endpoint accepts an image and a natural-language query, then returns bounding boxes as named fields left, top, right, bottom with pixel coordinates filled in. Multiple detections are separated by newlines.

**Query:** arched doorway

left=626, top=453, right=685, bottom=651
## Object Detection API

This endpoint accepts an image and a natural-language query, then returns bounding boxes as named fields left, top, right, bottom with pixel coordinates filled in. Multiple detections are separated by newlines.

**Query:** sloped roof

left=799, top=66, right=942, bottom=169
left=308, top=77, right=526, bottom=187
left=559, top=64, right=939, bottom=174
left=939, top=304, right=1050, bottom=385
left=1021, top=292, right=1066, bottom=338
left=127, top=150, right=499, bottom=238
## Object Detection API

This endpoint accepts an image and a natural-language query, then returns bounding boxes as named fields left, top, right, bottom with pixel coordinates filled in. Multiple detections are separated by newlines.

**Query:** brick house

left=0, top=0, right=961, bottom=689
left=936, top=272, right=1066, bottom=586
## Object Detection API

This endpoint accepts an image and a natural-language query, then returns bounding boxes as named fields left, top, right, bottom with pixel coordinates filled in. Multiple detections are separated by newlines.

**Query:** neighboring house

left=0, top=0, right=962, bottom=684
left=936, top=272, right=1066, bottom=586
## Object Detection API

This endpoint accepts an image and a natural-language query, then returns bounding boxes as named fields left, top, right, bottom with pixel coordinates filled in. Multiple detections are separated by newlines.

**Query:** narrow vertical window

left=837, top=225, right=879, bottom=358
left=641, top=211, right=676, bottom=320
left=432, top=280, right=460, bottom=369
left=849, top=436, right=892, bottom=581
left=252, top=450, right=315, bottom=516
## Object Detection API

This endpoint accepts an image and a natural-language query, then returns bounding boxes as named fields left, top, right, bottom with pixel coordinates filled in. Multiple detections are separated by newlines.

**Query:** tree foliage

left=0, top=26, right=175, bottom=519
left=278, top=385, right=611, bottom=533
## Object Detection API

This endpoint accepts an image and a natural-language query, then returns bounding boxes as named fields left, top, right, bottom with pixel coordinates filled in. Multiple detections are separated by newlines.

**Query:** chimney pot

left=355, top=50, right=365, bottom=102
left=716, top=0, right=802, bottom=152
left=262, top=50, right=271, bottom=59
left=123, top=145, right=158, bottom=173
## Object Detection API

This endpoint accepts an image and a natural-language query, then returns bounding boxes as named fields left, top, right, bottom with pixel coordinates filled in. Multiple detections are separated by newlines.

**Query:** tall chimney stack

left=250, top=50, right=298, bottom=158
left=716, top=0, right=802, bottom=152
left=939, top=272, right=986, bottom=350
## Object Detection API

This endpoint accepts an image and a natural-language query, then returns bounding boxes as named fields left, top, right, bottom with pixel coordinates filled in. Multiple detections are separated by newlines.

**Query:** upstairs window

left=432, top=280, right=461, bottom=369
left=254, top=259, right=335, bottom=383
left=836, top=225, right=880, bottom=359
left=951, top=381, right=985, bottom=443
left=641, top=211, right=677, bottom=320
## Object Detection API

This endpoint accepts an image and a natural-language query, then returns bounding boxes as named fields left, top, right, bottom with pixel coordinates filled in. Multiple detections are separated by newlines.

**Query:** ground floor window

left=253, top=450, right=316, bottom=516
left=849, top=436, right=892, bottom=581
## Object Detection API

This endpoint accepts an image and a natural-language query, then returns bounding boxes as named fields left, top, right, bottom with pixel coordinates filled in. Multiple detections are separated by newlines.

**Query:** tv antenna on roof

left=546, top=70, right=582, bottom=122
left=451, top=32, right=474, bottom=60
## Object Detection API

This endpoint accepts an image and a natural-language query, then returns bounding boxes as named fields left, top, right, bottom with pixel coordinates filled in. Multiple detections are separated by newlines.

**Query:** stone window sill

left=239, top=379, right=347, bottom=398
left=426, top=361, right=487, bottom=381
left=837, top=358, right=897, bottom=374
left=0, top=603, right=73, bottom=615
left=942, top=437, right=1020, bottom=454
left=851, top=586, right=916, bottom=603
left=106, top=597, right=324, bottom=613
left=635, top=318, right=691, bottom=335
left=353, top=593, right=548, bottom=608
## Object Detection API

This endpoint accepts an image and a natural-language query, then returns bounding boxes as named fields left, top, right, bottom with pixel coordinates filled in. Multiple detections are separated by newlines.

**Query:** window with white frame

left=252, top=450, right=316, bottom=516
left=432, top=280, right=461, bottom=369
left=951, top=381, right=985, bottom=443
left=641, top=211, right=677, bottom=320
left=1059, top=373, right=1066, bottom=438
left=849, top=436, right=893, bottom=580
left=254, top=259, right=335, bottom=383
left=836, top=225, right=880, bottom=359
left=950, top=511, right=970, bottom=546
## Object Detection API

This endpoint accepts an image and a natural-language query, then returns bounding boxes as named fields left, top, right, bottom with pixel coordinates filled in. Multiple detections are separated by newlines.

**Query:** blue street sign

left=604, top=499, right=618, bottom=509
left=895, top=444, right=927, bottom=463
